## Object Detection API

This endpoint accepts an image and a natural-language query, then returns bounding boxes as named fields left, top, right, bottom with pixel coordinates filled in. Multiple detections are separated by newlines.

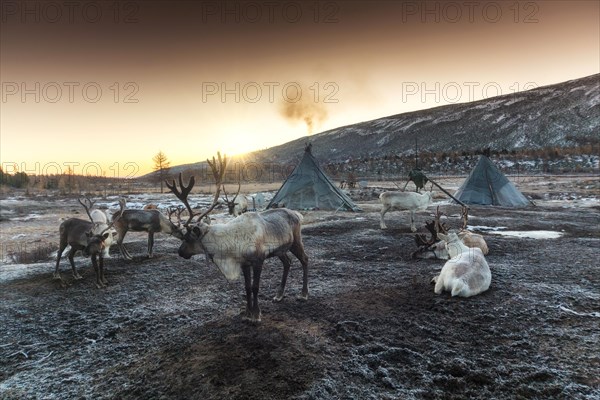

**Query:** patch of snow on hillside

left=584, top=86, right=598, bottom=97
left=493, top=114, right=507, bottom=124
left=484, top=99, right=506, bottom=110
left=513, top=135, right=528, bottom=148
left=433, top=112, right=464, bottom=124
left=377, top=134, right=391, bottom=147
left=505, top=97, right=525, bottom=106
left=588, top=92, right=600, bottom=108
left=497, top=160, right=515, bottom=168
left=400, top=117, right=431, bottom=131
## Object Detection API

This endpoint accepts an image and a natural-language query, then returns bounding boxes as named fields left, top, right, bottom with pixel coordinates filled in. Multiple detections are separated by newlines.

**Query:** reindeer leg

left=241, top=264, right=253, bottom=320
left=290, top=244, right=309, bottom=301
left=251, top=262, right=263, bottom=322
left=380, top=206, right=389, bottom=229
left=67, top=247, right=83, bottom=280
left=117, top=230, right=133, bottom=261
left=91, top=254, right=102, bottom=289
left=54, top=243, right=67, bottom=280
left=147, top=232, right=154, bottom=258
left=274, top=254, right=291, bottom=302
left=434, top=275, right=444, bottom=294
left=410, top=211, right=417, bottom=232
left=102, top=237, right=111, bottom=259
left=99, top=255, right=107, bottom=285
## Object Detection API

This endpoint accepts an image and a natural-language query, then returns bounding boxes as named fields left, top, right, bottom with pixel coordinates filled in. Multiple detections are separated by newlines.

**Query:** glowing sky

left=1, top=0, right=599, bottom=176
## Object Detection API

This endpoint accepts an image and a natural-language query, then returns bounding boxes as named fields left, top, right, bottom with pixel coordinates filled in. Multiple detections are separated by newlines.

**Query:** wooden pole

left=427, top=178, right=470, bottom=209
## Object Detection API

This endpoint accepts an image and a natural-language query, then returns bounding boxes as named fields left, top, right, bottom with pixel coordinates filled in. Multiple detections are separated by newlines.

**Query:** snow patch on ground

left=491, top=230, right=564, bottom=239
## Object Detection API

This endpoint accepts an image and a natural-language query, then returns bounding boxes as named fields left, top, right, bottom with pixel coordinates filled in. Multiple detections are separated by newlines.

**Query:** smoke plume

left=279, top=89, right=328, bottom=134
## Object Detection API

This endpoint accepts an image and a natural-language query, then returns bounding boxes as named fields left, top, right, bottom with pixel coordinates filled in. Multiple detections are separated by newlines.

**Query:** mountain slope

left=253, top=74, right=599, bottom=163
left=150, top=74, right=599, bottom=177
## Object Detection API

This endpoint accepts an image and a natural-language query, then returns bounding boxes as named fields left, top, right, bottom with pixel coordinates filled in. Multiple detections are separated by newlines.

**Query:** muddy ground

left=1, top=179, right=599, bottom=399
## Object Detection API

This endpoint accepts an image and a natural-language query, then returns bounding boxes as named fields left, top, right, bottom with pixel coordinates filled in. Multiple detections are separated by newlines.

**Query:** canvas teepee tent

left=454, top=155, right=530, bottom=207
left=267, top=144, right=361, bottom=211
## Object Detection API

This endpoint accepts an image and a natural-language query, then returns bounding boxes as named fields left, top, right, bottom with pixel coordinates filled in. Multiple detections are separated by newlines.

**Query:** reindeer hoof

left=296, top=293, right=308, bottom=301
left=241, top=311, right=261, bottom=323
left=273, top=294, right=284, bottom=302
left=411, top=227, right=417, bottom=232
left=74, top=274, right=83, bottom=280
left=53, top=273, right=62, bottom=280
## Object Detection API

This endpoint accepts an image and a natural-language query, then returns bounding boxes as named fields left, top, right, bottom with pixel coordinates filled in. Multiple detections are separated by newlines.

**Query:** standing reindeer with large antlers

left=55, top=197, right=124, bottom=288
left=167, top=155, right=308, bottom=322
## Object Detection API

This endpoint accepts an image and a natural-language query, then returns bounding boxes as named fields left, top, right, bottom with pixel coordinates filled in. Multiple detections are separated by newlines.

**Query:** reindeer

left=89, top=206, right=113, bottom=258
left=222, top=182, right=248, bottom=216
left=379, top=191, right=435, bottom=231
left=413, top=207, right=488, bottom=259
left=111, top=200, right=184, bottom=260
left=431, top=231, right=491, bottom=297
left=168, top=172, right=309, bottom=322
left=55, top=198, right=124, bottom=288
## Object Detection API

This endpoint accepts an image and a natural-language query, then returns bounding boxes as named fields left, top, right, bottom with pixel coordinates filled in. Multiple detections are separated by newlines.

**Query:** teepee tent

left=267, top=144, right=361, bottom=212
left=454, top=155, right=530, bottom=207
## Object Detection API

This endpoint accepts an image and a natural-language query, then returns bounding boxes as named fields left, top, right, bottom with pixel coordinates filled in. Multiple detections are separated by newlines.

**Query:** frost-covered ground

left=1, top=176, right=599, bottom=399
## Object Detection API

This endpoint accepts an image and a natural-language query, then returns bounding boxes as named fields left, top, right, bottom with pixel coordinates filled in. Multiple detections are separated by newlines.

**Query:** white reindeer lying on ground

left=168, top=173, right=309, bottom=322
left=380, top=191, right=435, bottom=231
left=431, top=232, right=491, bottom=298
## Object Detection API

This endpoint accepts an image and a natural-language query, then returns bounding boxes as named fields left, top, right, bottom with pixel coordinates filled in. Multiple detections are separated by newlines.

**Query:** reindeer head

left=79, top=196, right=124, bottom=257
left=222, top=182, right=241, bottom=215
left=413, top=206, right=449, bottom=259
left=177, top=224, right=211, bottom=259
left=83, top=231, right=111, bottom=257
left=438, top=232, right=463, bottom=259
left=166, top=165, right=226, bottom=260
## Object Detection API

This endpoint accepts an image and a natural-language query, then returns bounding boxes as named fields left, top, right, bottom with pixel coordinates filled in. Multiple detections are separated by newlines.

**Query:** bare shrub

left=9, top=243, right=57, bottom=264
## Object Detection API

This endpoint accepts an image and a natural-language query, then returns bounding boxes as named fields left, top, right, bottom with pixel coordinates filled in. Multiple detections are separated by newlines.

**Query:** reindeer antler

left=414, top=206, right=448, bottom=247
left=461, top=206, right=469, bottom=231
left=434, top=206, right=448, bottom=236
left=167, top=205, right=186, bottom=227
left=207, top=152, right=227, bottom=206
left=78, top=196, right=96, bottom=222
left=166, top=173, right=197, bottom=225
left=222, top=181, right=241, bottom=204
left=99, top=198, right=125, bottom=235
left=166, top=154, right=228, bottom=226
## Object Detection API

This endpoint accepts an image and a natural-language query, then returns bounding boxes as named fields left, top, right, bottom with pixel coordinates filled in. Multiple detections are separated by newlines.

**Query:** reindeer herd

left=54, top=174, right=492, bottom=322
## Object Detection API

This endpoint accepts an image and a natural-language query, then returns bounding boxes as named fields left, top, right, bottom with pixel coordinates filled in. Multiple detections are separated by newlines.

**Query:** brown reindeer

left=55, top=197, right=124, bottom=288
left=111, top=200, right=184, bottom=260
